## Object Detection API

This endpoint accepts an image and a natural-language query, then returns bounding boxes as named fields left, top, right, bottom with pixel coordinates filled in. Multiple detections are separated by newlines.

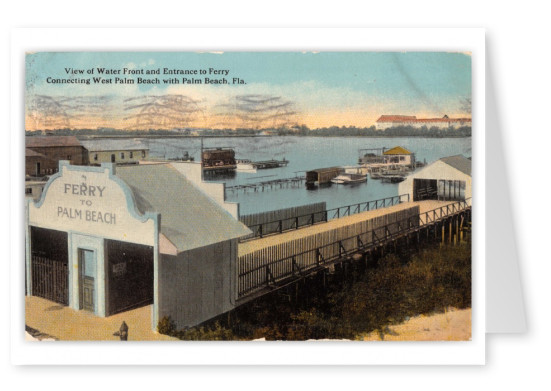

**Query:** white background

left=2, top=0, right=549, bottom=389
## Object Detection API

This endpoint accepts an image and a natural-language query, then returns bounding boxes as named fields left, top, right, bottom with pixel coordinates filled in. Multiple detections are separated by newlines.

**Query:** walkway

left=238, top=200, right=454, bottom=257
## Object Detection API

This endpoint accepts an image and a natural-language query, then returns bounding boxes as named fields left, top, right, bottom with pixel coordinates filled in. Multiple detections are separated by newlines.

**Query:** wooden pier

left=236, top=198, right=471, bottom=303
left=250, top=159, right=289, bottom=169
left=226, top=176, right=306, bottom=194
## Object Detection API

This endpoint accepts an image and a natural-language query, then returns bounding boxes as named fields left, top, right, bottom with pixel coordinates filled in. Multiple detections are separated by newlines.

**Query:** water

left=142, top=136, right=471, bottom=215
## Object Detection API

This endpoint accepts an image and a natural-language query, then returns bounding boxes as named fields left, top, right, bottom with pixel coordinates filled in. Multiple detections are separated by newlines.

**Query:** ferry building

left=25, top=160, right=250, bottom=329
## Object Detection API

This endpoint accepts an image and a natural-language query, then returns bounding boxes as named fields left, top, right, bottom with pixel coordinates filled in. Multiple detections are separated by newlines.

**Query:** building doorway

left=30, top=226, right=68, bottom=305
left=413, top=179, right=438, bottom=201
left=35, top=162, right=41, bottom=176
left=79, top=249, right=96, bottom=312
left=106, top=240, right=153, bottom=315
left=111, top=154, right=116, bottom=163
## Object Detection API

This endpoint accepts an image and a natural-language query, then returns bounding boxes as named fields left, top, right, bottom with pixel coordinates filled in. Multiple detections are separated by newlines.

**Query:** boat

left=331, top=173, right=368, bottom=185
left=236, top=159, right=257, bottom=173
left=380, top=173, right=406, bottom=183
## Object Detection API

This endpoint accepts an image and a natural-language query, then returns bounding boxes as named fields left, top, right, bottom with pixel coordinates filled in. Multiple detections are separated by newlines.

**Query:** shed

left=383, top=146, right=415, bottom=166
left=398, top=155, right=472, bottom=202
left=80, top=139, right=150, bottom=165
left=306, top=167, right=345, bottom=186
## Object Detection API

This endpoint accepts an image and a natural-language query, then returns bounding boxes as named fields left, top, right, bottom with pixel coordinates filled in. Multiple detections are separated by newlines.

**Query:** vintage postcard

left=23, top=50, right=474, bottom=346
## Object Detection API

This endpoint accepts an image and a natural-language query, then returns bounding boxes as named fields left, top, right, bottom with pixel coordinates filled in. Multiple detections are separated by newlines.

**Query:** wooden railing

left=242, top=194, right=411, bottom=240
left=238, top=198, right=471, bottom=298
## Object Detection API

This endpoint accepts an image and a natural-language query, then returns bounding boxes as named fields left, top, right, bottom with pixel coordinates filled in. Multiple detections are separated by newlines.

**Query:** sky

left=25, top=52, right=472, bottom=131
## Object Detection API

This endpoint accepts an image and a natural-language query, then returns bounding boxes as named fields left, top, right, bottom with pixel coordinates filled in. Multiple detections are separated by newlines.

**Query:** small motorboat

left=331, top=173, right=368, bottom=185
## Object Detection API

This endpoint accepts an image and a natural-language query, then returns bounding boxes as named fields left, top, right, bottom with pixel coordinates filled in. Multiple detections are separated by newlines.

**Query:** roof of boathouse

left=116, top=163, right=251, bottom=253
left=439, top=155, right=471, bottom=176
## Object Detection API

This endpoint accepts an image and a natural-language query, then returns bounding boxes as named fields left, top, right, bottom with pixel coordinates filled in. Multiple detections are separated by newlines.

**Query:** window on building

left=121, top=152, right=125, bottom=159
left=130, top=151, right=133, bottom=159
left=25, top=188, right=32, bottom=195
left=142, top=150, right=146, bottom=158
left=94, top=154, right=98, bottom=161
left=67, top=155, right=72, bottom=160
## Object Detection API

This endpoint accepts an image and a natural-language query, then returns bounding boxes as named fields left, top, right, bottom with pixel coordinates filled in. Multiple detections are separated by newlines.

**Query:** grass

left=158, top=241, right=471, bottom=340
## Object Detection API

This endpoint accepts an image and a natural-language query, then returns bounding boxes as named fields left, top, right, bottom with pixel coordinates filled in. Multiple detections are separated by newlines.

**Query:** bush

left=157, top=316, right=176, bottom=335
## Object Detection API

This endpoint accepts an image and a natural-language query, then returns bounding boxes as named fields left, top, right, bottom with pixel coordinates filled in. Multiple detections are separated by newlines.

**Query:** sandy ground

left=359, top=308, right=471, bottom=341
left=25, top=296, right=177, bottom=341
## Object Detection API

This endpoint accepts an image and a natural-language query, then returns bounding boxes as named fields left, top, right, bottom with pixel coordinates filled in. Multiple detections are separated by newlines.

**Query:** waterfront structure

left=202, top=147, right=236, bottom=173
left=375, top=115, right=472, bottom=130
left=80, top=139, right=149, bottom=166
left=398, top=155, right=471, bottom=202
left=26, top=160, right=250, bottom=329
left=25, top=136, right=88, bottom=176
left=382, top=146, right=415, bottom=166
left=305, top=167, right=345, bottom=186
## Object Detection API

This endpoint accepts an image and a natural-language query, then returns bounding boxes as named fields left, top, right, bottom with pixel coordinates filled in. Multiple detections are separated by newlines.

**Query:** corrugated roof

left=383, top=146, right=412, bottom=155
left=26, top=136, right=83, bottom=148
left=439, top=155, right=471, bottom=176
left=116, top=164, right=251, bottom=253
left=307, top=167, right=343, bottom=174
left=80, top=138, right=149, bottom=152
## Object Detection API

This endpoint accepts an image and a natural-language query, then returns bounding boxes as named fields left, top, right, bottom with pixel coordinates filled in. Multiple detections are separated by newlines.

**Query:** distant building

left=25, top=136, right=88, bottom=177
left=375, top=115, right=472, bottom=130
left=80, top=139, right=149, bottom=166
left=399, top=155, right=472, bottom=202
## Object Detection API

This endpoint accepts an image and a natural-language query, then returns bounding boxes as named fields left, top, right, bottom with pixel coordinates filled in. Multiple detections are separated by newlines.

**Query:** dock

left=226, top=176, right=306, bottom=194
left=249, top=159, right=289, bottom=169
left=236, top=199, right=471, bottom=302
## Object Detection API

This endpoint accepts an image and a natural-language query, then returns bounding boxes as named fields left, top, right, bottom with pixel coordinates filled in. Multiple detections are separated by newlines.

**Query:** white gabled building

left=398, top=155, right=471, bottom=202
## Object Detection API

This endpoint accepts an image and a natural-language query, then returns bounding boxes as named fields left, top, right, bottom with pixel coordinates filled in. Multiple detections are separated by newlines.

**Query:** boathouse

left=382, top=146, right=415, bottom=166
left=398, top=155, right=471, bottom=202
left=26, top=160, right=250, bottom=330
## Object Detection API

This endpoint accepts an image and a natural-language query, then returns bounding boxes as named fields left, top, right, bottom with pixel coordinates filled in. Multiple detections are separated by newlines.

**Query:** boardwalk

left=237, top=199, right=469, bottom=301
left=239, top=200, right=454, bottom=257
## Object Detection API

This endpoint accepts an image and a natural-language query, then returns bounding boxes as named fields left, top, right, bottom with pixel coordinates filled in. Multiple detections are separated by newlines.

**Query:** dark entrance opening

left=106, top=240, right=154, bottom=315
left=36, top=162, right=41, bottom=176
left=413, top=179, right=438, bottom=201
left=437, top=180, right=466, bottom=201
left=30, top=226, right=69, bottom=305
left=111, top=154, right=116, bottom=163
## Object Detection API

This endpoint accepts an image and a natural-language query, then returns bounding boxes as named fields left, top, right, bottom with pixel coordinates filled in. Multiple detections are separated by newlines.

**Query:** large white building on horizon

left=375, top=115, right=472, bottom=130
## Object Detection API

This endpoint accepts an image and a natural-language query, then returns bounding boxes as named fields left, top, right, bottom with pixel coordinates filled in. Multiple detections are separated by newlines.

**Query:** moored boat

left=331, top=173, right=368, bottom=185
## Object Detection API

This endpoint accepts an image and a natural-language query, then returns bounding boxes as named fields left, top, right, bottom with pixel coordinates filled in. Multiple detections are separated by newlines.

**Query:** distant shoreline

left=25, top=133, right=472, bottom=139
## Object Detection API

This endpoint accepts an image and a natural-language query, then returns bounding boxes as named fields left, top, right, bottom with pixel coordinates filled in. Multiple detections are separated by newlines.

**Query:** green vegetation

left=158, top=242, right=471, bottom=340
left=25, top=125, right=471, bottom=138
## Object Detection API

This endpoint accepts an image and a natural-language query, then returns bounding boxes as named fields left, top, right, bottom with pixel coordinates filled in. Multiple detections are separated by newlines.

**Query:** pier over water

left=236, top=199, right=471, bottom=303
